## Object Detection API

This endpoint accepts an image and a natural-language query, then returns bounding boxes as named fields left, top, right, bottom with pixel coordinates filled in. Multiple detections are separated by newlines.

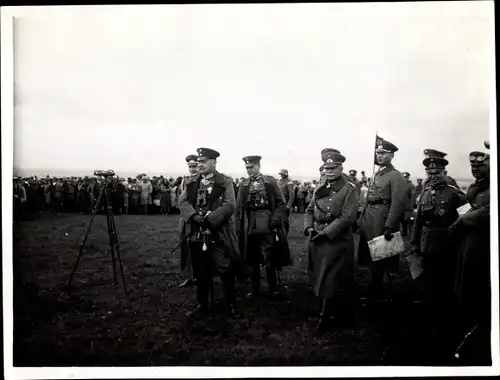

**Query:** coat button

left=327, top=206, right=330, bottom=209
left=329, top=198, right=332, bottom=201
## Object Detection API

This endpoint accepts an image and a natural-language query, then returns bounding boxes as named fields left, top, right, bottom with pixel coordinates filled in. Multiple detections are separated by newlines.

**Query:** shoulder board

left=423, top=186, right=432, bottom=191
left=263, top=174, right=276, bottom=182
left=347, top=182, right=355, bottom=187
left=447, top=184, right=460, bottom=191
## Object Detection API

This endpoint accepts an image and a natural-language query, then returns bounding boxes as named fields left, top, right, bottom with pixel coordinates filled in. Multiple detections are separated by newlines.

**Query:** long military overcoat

left=357, top=164, right=407, bottom=271
left=178, top=171, right=248, bottom=280
left=235, top=175, right=292, bottom=270
left=454, top=178, right=490, bottom=318
left=304, top=175, right=359, bottom=299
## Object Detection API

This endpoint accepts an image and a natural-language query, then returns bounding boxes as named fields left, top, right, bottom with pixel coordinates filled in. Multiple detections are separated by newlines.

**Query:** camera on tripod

left=94, top=169, right=115, bottom=178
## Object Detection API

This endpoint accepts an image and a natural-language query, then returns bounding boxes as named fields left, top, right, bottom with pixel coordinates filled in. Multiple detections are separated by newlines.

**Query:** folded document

left=368, top=232, right=405, bottom=261
left=456, top=203, right=472, bottom=216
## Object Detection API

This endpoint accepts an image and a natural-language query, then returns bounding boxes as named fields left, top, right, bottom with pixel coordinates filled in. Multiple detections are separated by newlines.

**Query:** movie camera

left=68, top=168, right=127, bottom=296
left=94, top=169, right=116, bottom=178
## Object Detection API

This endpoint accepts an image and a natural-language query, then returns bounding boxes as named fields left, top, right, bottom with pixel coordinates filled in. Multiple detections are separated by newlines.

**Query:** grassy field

left=13, top=212, right=459, bottom=366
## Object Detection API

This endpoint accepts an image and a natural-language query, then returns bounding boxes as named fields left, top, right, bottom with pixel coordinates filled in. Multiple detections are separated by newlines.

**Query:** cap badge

left=326, top=158, right=333, bottom=163
left=429, top=163, right=436, bottom=168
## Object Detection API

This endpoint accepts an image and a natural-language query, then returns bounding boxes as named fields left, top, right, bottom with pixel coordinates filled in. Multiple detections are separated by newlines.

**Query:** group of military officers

left=175, top=138, right=491, bottom=363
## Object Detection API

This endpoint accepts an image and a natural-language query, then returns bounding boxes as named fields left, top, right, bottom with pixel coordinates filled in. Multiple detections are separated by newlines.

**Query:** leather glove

left=269, top=220, right=281, bottom=231
left=311, top=230, right=325, bottom=241
left=305, top=228, right=318, bottom=238
left=383, top=228, right=394, bottom=241
left=191, top=214, right=205, bottom=226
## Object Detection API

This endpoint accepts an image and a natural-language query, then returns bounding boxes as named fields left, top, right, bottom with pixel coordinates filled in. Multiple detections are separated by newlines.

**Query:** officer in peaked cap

left=423, top=149, right=447, bottom=159
left=411, top=154, right=466, bottom=329
left=358, top=136, right=407, bottom=302
left=177, top=147, right=247, bottom=318
left=278, top=168, right=295, bottom=235
left=197, top=147, right=220, bottom=160
left=179, top=152, right=214, bottom=288
left=304, top=149, right=358, bottom=331
left=421, top=150, right=459, bottom=188
left=450, top=141, right=491, bottom=364
left=186, top=154, right=199, bottom=169
left=321, top=148, right=341, bottom=163
left=235, top=155, right=291, bottom=298
left=180, top=154, right=200, bottom=194
left=319, top=149, right=340, bottom=185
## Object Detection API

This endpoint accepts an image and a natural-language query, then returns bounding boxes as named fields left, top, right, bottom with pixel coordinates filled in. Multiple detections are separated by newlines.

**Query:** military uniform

left=236, top=156, right=291, bottom=296
left=401, top=172, right=417, bottom=237
left=178, top=148, right=246, bottom=317
left=178, top=154, right=200, bottom=288
left=347, top=170, right=362, bottom=197
left=278, top=169, right=295, bottom=235
left=411, top=155, right=466, bottom=320
left=450, top=147, right=491, bottom=364
left=305, top=150, right=358, bottom=330
left=358, top=137, right=407, bottom=298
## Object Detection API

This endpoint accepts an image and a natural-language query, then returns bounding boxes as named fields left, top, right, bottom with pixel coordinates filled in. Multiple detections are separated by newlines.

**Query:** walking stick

left=454, top=323, right=479, bottom=359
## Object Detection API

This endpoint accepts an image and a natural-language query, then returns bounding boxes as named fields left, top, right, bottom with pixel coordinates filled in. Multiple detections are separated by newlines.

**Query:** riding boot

left=187, top=272, right=210, bottom=318
left=221, top=271, right=240, bottom=317
left=317, top=298, right=335, bottom=332
left=265, top=264, right=278, bottom=296
left=247, top=264, right=261, bottom=298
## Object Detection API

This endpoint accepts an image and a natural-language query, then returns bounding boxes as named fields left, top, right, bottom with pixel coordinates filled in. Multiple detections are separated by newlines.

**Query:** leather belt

left=367, top=198, right=390, bottom=205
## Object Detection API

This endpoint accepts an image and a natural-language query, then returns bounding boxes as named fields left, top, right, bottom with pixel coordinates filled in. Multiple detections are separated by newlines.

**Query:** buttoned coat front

left=304, top=176, right=359, bottom=298
left=235, top=175, right=292, bottom=269
left=357, top=164, right=407, bottom=270
left=178, top=171, right=248, bottom=280
left=454, top=178, right=490, bottom=317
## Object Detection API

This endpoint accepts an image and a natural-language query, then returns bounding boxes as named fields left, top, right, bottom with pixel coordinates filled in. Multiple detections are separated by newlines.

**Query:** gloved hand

left=383, top=228, right=394, bottom=241
left=191, top=214, right=205, bottom=226
left=311, top=230, right=325, bottom=241
left=269, top=220, right=281, bottom=231
left=305, top=228, right=318, bottom=238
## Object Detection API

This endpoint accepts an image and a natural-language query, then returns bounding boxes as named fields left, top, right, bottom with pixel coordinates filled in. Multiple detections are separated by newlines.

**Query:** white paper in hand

left=456, top=203, right=472, bottom=216
left=406, top=254, right=424, bottom=279
left=368, top=231, right=405, bottom=261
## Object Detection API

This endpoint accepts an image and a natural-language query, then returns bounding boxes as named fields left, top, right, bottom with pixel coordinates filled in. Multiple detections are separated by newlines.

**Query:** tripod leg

left=67, top=188, right=105, bottom=289
left=104, top=191, right=118, bottom=284
left=109, top=210, right=128, bottom=296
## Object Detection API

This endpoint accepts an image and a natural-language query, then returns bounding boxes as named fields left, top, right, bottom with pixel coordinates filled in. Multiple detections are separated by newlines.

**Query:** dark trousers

left=358, top=234, right=398, bottom=299
left=247, top=234, right=277, bottom=293
left=191, top=242, right=236, bottom=307
left=282, top=208, right=291, bottom=235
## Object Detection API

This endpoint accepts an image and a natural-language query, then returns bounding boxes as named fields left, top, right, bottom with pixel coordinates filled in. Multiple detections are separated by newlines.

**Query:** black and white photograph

left=2, top=2, right=498, bottom=378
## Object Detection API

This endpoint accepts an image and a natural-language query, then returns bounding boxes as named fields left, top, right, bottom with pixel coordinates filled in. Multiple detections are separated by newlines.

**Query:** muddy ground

left=13, top=212, right=461, bottom=366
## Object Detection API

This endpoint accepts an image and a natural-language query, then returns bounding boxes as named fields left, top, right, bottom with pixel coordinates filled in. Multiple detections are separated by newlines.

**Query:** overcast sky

left=12, top=2, right=494, bottom=180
